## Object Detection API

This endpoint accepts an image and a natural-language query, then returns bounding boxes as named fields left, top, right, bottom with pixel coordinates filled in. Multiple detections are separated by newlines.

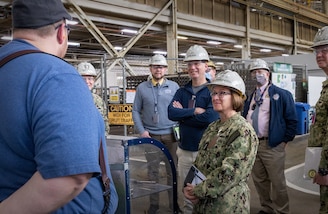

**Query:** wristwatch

left=318, top=168, right=328, bottom=176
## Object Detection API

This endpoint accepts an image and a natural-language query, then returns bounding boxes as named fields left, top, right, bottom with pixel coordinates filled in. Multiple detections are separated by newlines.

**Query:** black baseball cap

left=12, top=0, right=72, bottom=29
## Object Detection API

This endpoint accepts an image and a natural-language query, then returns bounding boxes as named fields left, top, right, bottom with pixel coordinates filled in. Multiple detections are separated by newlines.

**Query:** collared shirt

left=151, top=78, right=164, bottom=86
left=246, top=83, right=270, bottom=138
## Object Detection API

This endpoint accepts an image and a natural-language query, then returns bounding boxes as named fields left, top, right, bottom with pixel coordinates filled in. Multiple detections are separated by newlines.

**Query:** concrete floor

left=249, top=134, right=320, bottom=214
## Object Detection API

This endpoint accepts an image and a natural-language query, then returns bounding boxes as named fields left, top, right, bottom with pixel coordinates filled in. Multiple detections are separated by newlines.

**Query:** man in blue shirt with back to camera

left=0, top=0, right=118, bottom=213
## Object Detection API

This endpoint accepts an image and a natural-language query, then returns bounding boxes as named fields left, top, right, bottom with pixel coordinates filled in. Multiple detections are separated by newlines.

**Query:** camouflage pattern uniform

left=92, top=93, right=110, bottom=135
left=308, top=79, right=328, bottom=213
left=193, top=113, right=259, bottom=214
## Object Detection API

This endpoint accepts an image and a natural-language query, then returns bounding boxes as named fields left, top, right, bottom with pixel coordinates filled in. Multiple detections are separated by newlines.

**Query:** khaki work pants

left=252, top=139, right=289, bottom=214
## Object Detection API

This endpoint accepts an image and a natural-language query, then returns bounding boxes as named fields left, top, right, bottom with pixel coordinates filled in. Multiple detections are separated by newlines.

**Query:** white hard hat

left=248, top=59, right=270, bottom=72
left=207, top=70, right=246, bottom=98
left=77, top=62, right=97, bottom=76
left=184, top=45, right=209, bottom=62
left=312, top=26, right=328, bottom=48
left=149, top=54, right=168, bottom=66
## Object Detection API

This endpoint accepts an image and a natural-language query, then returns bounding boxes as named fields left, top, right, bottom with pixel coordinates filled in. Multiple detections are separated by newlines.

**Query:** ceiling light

left=282, top=54, right=289, bottom=56
left=207, top=40, right=221, bottom=45
left=260, top=48, right=271, bottom=53
left=1, top=36, right=12, bottom=41
left=179, top=53, right=186, bottom=56
left=121, top=29, right=138, bottom=34
left=177, top=35, right=188, bottom=40
left=67, top=42, right=80, bottom=47
left=251, top=8, right=257, bottom=12
left=153, top=51, right=167, bottom=55
left=66, top=20, right=79, bottom=25
left=215, top=62, right=224, bottom=65
left=1, top=35, right=80, bottom=47
left=234, top=44, right=243, bottom=49
left=114, top=46, right=122, bottom=50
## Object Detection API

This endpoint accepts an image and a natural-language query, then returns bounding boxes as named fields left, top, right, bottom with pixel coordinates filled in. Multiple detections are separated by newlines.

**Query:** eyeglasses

left=206, top=67, right=215, bottom=73
left=83, top=76, right=95, bottom=82
left=187, top=61, right=206, bottom=67
left=313, top=46, right=328, bottom=55
left=210, top=91, right=231, bottom=98
left=54, top=20, right=71, bottom=35
left=151, top=65, right=166, bottom=69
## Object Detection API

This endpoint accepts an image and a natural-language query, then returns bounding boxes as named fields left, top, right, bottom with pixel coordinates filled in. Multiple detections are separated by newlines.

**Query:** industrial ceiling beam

left=119, top=0, right=173, bottom=56
left=67, top=0, right=136, bottom=75
left=233, top=0, right=328, bottom=27
left=166, top=0, right=179, bottom=74
left=68, top=7, right=116, bottom=57
left=61, top=0, right=310, bottom=55
left=262, top=0, right=328, bottom=25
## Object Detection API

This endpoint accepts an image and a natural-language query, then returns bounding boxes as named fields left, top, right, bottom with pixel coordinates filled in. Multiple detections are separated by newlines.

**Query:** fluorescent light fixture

left=260, top=48, right=271, bottom=53
left=121, top=29, right=138, bottom=34
left=215, top=62, right=224, bottom=65
left=251, top=8, right=257, bottom=12
left=234, top=44, right=243, bottom=49
left=1, top=36, right=80, bottom=47
left=179, top=53, right=186, bottom=56
left=67, top=42, right=80, bottom=47
left=153, top=50, right=167, bottom=55
left=114, top=46, right=122, bottom=50
left=66, top=20, right=79, bottom=25
left=177, top=35, right=188, bottom=40
left=1, top=36, right=12, bottom=41
left=282, top=54, right=289, bottom=56
left=207, top=40, right=221, bottom=45
left=252, top=42, right=285, bottom=51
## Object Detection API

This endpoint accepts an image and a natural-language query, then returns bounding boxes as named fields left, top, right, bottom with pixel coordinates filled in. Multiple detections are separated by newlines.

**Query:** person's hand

left=194, top=107, right=205, bottom=115
left=172, top=101, right=183, bottom=109
left=313, top=173, right=328, bottom=186
left=183, top=183, right=199, bottom=204
left=140, top=131, right=151, bottom=138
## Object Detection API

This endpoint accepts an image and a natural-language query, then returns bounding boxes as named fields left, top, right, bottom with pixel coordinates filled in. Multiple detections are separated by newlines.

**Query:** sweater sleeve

left=132, top=86, right=145, bottom=134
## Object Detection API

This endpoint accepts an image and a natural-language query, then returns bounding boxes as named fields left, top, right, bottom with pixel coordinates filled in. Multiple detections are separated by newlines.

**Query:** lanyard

left=254, top=83, right=269, bottom=106
left=151, top=82, right=160, bottom=113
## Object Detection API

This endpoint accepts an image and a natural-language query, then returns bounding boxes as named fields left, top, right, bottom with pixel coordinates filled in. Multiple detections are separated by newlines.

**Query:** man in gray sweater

left=132, top=54, right=180, bottom=213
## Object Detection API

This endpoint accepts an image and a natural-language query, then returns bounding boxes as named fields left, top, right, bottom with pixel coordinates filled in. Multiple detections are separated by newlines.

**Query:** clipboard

left=303, top=147, right=322, bottom=180
left=184, top=164, right=206, bottom=187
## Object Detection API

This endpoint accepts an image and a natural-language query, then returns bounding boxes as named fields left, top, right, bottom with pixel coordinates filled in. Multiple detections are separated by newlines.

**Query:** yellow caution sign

left=108, top=104, right=134, bottom=125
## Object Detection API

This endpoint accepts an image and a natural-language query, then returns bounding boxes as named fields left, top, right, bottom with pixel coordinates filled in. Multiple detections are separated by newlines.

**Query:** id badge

left=152, top=113, right=159, bottom=124
left=188, top=95, right=196, bottom=108
left=188, top=99, right=195, bottom=108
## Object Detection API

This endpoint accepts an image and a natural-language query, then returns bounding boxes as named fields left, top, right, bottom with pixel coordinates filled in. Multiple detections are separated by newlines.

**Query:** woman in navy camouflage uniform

left=183, top=70, right=259, bottom=214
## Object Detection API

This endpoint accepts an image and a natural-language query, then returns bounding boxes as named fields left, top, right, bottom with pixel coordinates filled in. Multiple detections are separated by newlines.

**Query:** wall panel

left=213, top=3, right=227, bottom=22
left=194, top=0, right=203, bottom=17
left=234, top=7, right=245, bottom=26
left=250, top=13, right=259, bottom=29
left=202, top=0, right=213, bottom=19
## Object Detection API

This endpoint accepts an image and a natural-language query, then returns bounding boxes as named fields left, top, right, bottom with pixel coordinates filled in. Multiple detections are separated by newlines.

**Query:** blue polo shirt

left=0, top=39, right=118, bottom=213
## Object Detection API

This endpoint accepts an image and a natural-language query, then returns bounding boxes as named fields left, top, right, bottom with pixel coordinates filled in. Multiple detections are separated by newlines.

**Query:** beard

left=152, top=74, right=164, bottom=81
